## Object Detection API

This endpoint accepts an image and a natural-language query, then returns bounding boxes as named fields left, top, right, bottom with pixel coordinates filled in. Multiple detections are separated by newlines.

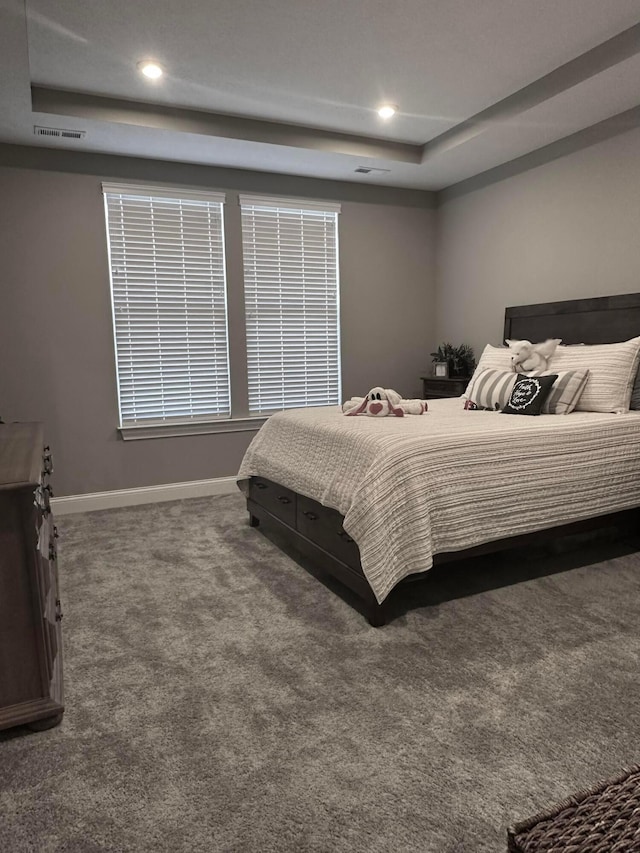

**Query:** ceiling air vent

left=34, top=125, right=86, bottom=140
left=354, top=166, right=391, bottom=175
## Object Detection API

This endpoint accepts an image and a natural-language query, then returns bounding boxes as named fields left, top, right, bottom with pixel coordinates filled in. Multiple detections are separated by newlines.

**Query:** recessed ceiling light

left=137, top=60, right=164, bottom=79
left=377, top=104, right=398, bottom=120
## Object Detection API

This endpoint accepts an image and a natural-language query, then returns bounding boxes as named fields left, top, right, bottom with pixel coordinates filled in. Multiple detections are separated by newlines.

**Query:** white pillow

left=549, top=337, right=640, bottom=413
left=463, top=345, right=511, bottom=397
left=632, top=366, right=640, bottom=410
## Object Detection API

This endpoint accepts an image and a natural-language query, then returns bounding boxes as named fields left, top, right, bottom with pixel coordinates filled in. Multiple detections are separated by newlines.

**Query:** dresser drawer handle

left=338, top=530, right=354, bottom=544
left=303, top=511, right=318, bottom=521
left=255, top=481, right=267, bottom=490
left=277, top=495, right=291, bottom=505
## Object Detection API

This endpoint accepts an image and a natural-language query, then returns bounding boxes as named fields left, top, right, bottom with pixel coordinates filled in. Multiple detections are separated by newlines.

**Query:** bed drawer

left=297, top=495, right=361, bottom=570
left=249, top=477, right=296, bottom=526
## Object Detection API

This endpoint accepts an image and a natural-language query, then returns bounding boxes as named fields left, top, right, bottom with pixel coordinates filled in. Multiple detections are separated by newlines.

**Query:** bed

left=238, top=293, right=640, bottom=626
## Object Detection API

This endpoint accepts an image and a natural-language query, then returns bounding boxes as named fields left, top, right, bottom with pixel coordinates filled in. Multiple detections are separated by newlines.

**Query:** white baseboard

left=51, top=476, right=239, bottom=515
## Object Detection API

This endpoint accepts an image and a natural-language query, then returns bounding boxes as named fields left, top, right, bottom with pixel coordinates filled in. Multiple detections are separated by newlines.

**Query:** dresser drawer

left=297, top=495, right=361, bottom=570
left=42, top=446, right=53, bottom=478
left=249, top=477, right=296, bottom=526
left=34, top=483, right=53, bottom=518
left=0, top=424, right=64, bottom=730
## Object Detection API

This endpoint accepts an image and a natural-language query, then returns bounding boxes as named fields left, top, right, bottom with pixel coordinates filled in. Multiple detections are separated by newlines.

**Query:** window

left=240, top=195, right=341, bottom=415
left=103, top=184, right=230, bottom=429
left=103, top=185, right=342, bottom=437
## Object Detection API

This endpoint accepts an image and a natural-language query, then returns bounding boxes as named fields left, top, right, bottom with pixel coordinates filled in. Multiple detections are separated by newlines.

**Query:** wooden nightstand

left=421, top=376, right=470, bottom=399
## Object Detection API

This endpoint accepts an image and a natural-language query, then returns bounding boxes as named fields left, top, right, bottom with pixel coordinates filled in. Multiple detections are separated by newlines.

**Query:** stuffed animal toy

left=464, top=400, right=501, bottom=412
left=342, top=387, right=428, bottom=417
left=505, top=338, right=562, bottom=374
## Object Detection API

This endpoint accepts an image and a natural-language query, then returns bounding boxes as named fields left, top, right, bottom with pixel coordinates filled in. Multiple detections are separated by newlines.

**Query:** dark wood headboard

left=504, top=293, right=640, bottom=345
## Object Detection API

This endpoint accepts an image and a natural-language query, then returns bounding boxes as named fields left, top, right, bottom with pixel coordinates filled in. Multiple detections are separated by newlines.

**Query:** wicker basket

left=507, top=764, right=640, bottom=852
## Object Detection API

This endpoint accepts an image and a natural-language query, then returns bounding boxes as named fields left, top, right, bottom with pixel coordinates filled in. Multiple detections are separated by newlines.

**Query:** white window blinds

left=240, top=195, right=341, bottom=416
left=103, top=184, right=230, bottom=427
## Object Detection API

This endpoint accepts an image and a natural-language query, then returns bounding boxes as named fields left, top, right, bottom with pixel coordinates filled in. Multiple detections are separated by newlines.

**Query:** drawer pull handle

left=303, top=511, right=318, bottom=521
left=255, top=481, right=267, bottom=490
left=338, top=530, right=354, bottom=544
left=277, top=495, right=291, bottom=504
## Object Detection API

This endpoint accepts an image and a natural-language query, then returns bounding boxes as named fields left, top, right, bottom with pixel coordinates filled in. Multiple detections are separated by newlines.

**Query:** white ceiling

left=1, top=0, right=640, bottom=190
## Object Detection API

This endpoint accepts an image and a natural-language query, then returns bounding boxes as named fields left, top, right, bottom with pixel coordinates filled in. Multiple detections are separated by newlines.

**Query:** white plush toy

left=342, top=387, right=428, bottom=417
left=505, top=338, right=562, bottom=374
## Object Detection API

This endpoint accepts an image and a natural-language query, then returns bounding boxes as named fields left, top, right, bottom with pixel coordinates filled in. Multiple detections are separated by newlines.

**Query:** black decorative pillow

left=502, top=374, right=558, bottom=416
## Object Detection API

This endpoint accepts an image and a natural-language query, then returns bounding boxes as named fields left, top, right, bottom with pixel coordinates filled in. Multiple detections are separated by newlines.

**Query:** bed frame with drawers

left=246, top=293, right=640, bottom=626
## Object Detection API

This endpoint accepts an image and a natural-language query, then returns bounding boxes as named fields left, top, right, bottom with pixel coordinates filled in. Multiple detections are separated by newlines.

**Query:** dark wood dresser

left=0, top=423, right=64, bottom=731
left=421, top=376, right=470, bottom=399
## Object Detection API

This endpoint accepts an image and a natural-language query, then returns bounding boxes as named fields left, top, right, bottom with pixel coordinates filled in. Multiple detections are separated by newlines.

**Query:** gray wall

left=435, top=127, right=640, bottom=356
left=0, top=149, right=436, bottom=495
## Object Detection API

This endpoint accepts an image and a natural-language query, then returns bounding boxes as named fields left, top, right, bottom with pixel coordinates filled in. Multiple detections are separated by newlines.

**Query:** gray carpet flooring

left=1, top=493, right=639, bottom=853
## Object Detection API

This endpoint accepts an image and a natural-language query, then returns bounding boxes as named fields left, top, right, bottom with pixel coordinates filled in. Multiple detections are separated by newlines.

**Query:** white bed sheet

left=238, top=398, right=640, bottom=603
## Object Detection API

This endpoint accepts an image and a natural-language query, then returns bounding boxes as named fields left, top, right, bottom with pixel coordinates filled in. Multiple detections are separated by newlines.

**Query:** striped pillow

left=464, top=368, right=516, bottom=410
left=465, top=368, right=590, bottom=415
left=631, top=367, right=640, bottom=410
left=539, top=369, right=590, bottom=414
left=549, top=337, right=640, bottom=413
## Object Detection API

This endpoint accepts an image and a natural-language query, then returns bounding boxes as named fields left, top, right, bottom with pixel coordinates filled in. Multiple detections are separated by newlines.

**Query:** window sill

left=118, top=417, right=268, bottom=441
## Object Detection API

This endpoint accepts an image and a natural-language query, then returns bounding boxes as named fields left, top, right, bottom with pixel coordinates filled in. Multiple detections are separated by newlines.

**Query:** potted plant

left=430, top=343, right=476, bottom=378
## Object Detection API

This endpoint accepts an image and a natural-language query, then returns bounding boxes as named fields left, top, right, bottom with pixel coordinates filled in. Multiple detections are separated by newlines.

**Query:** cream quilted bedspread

left=238, top=398, right=640, bottom=603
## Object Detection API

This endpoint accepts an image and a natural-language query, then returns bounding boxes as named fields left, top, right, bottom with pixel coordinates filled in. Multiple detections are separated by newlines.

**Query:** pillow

left=464, top=368, right=516, bottom=410
left=502, top=374, right=558, bottom=416
left=631, top=365, right=640, bottom=410
left=465, top=367, right=589, bottom=414
left=538, top=368, right=590, bottom=415
left=549, top=337, right=640, bottom=413
left=463, top=345, right=511, bottom=397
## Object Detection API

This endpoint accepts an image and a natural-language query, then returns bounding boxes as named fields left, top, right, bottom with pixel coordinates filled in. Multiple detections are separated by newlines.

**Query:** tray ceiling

left=1, top=0, right=640, bottom=190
